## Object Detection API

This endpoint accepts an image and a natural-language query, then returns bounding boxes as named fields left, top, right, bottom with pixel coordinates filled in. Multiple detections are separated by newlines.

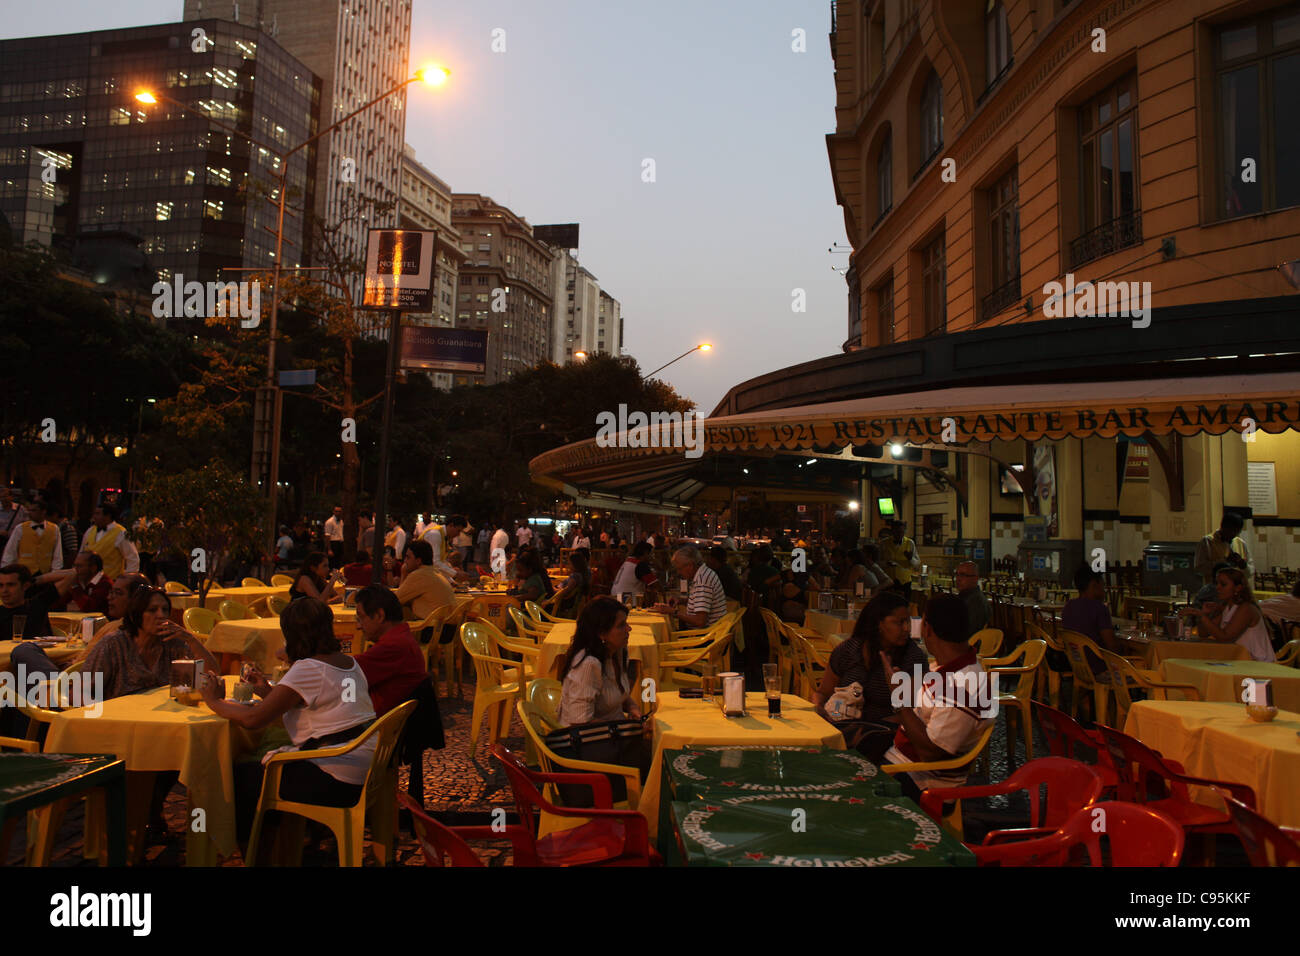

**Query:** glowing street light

left=646, top=342, right=713, bottom=378
left=134, top=91, right=157, bottom=105
left=573, top=350, right=588, bottom=361
left=416, top=64, right=451, bottom=86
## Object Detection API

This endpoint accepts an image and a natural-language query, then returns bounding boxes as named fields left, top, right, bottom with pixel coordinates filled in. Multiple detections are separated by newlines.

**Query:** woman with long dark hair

left=289, top=551, right=342, bottom=604
left=553, top=548, right=591, bottom=617
left=83, top=586, right=219, bottom=700
left=813, top=591, right=925, bottom=760
left=509, top=548, right=554, bottom=606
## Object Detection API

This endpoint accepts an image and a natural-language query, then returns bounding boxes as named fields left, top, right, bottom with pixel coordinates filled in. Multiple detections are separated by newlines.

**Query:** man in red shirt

left=352, top=584, right=426, bottom=717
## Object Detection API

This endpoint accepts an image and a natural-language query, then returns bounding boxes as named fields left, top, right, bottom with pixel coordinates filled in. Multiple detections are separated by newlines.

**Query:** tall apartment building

left=399, top=144, right=464, bottom=388
left=183, top=0, right=412, bottom=310
left=549, top=249, right=623, bottom=362
left=0, top=20, right=318, bottom=293
left=450, top=193, right=556, bottom=384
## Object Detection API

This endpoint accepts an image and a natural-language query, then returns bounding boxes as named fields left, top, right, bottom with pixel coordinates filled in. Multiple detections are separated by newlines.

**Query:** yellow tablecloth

left=49, top=611, right=103, bottom=632
left=1116, top=633, right=1250, bottom=667
left=0, top=639, right=81, bottom=672
left=462, top=590, right=517, bottom=625
left=1161, top=659, right=1300, bottom=712
left=44, top=676, right=259, bottom=863
left=641, top=691, right=845, bottom=839
left=1123, top=699, right=1300, bottom=827
left=805, top=609, right=857, bottom=639
left=539, top=622, right=660, bottom=684
left=206, top=609, right=359, bottom=672
left=173, top=585, right=291, bottom=611
left=627, top=610, right=672, bottom=644
left=1124, top=594, right=1187, bottom=620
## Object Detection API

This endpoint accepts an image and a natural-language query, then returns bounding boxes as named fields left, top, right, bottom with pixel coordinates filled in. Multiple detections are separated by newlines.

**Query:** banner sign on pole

left=401, top=326, right=488, bottom=373
left=360, top=228, right=436, bottom=311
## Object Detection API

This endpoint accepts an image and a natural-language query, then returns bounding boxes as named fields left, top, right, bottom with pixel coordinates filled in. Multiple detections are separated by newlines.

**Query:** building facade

left=451, top=192, right=556, bottom=385
left=0, top=20, right=318, bottom=292
left=816, top=0, right=1300, bottom=574
left=183, top=0, right=412, bottom=309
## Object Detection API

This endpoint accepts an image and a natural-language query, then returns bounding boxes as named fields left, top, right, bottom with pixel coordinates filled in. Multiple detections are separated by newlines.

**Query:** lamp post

left=134, top=65, right=450, bottom=557
left=645, top=342, right=712, bottom=378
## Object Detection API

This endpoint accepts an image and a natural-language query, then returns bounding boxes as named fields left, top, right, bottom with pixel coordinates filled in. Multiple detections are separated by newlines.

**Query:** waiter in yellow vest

left=879, top=520, right=921, bottom=602
left=80, top=502, right=140, bottom=580
left=1, top=498, right=63, bottom=574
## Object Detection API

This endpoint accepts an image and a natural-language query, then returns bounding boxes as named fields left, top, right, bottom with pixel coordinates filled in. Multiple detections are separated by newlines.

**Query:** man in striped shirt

left=661, top=546, right=727, bottom=628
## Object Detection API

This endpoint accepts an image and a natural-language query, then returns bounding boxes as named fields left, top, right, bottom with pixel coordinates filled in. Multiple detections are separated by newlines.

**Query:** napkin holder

left=720, top=672, right=746, bottom=717
left=170, top=659, right=204, bottom=706
left=1244, top=678, right=1277, bottom=721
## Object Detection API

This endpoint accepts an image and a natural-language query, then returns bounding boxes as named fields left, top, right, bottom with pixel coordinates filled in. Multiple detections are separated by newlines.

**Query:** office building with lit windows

left=0, top=20, right=319, bottom=295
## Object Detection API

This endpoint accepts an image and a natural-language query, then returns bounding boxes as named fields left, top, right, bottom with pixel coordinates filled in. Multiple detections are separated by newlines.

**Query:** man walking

left=323, top=505, right=346, bottom=564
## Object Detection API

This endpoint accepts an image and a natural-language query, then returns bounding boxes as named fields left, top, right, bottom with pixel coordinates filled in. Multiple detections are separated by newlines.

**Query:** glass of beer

left=12, top=615, right=26, bottom=640
left=700, top=660, right=717, bottom=701
left=763, top=663, right=781, bottom=717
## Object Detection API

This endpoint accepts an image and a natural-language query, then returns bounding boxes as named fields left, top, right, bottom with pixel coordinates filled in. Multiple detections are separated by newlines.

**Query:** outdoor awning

left=530, top=372, right=1300, bottom=509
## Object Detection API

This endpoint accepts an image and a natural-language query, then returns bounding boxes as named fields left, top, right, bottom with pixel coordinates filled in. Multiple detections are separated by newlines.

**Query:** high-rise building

left=183, top=0, right=412, bottom=309
left=0, top=20, right=319, bottom=294
left=451, top=192, right=556, bottom=384
left=549, top=249, right=622, bottom=363
left=399, top=144, right=464, bottom=388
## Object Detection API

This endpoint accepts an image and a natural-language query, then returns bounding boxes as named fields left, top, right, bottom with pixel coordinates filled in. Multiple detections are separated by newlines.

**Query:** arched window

left=986, top=0, right=1011, bottom=87
left=920, top=71, right=944, bottom=165
left=876, top=131, right=892, bottom=221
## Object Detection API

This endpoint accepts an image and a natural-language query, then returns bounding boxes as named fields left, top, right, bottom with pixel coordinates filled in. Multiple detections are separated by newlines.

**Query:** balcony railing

left=981, top=274, right=1021, bottom=322
left=1069, top=210, right=1143, bottom=269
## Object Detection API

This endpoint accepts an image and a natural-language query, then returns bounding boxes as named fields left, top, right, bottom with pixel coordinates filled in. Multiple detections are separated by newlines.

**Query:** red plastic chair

left=397, top=791, right=526, bottom=867
left=973, top=801, right=1185, bottom=867
left=491, top=744, right=662, bottom=867
left=1223, top=795, right=1300, bottom=867
left=1033, top=701, right=1119, bottom=794
left=918, top=757, right=1103, bottom=846
left=1094, top=724, right=1255, bottom=863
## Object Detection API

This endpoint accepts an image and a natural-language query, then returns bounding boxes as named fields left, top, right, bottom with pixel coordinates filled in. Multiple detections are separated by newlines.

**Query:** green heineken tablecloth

left=0, top=753, right=126, bottom=865
left=670, top=792, right=975, bottom=867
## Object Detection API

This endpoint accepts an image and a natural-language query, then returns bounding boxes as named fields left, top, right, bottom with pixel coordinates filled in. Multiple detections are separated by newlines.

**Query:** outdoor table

left=1160, top=658, right=1300, bottom=712
left=463, top=589, right=517, bottom=625
left=669, top=793, right=975, bottom=867
left=49, top=611, right=102, bottom=632
left=639, top=691, right=845, bottom=840
left=44, top=675, right=260, bottom=864
left=1124, top=594, right=1188, bottom=621
left=1124, top=699, right=1300, bottom=827
left=0, top=639, right=80, bottom=672
left=172, top=585, right=291, bottom=611
left=804, top=608, right=857, bottom=639
left=0, top=753, right=127, bottom=866
left=206, top=608, right=360, bottom=672
left=539, top=621, right=660, bottom=683
left=627, top=609, right=672, bottom=643
left=1114, top=630, right=1250, bottom=667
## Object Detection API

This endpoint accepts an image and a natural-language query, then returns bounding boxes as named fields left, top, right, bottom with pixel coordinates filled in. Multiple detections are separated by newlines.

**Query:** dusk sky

left=9, top=1, right=851, bottom=413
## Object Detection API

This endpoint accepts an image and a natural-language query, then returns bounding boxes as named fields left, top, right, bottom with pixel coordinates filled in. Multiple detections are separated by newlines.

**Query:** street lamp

left=133, top=64, right=450, bottom=555
left=573, top=350, right=588, bottom=361
left=645, top=341, right=712, bottom=378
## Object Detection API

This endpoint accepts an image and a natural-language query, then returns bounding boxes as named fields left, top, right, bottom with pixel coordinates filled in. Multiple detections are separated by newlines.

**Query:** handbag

left=544, top=717, right=646, bottom=806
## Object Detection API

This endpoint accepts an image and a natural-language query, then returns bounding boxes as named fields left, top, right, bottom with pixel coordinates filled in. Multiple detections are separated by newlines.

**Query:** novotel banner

left=401, top=326, right=488, bottom=373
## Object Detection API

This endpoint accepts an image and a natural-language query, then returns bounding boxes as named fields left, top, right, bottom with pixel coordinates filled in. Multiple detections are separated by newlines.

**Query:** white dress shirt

left=79, top=523, right=141, bottom=573
left=323, top=515, right=345, bottom=542
left=422, top=526, right=459, bottom=579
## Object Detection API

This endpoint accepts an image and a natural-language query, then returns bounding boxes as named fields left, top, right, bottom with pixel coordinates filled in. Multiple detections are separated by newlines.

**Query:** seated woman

left=812, top=592, right=925, bottom=762
left=509, top=549, right=554, bottom=607
left=290, top=552, right=343, bottom=604
left=83, top=586, right=220, bottom=700
left=836, top=548, right=876, bottom=595
left=353, top=583, right=427, bottom=716
left=553, top=548, right=591, bottom=617
left=1180, top=567, right=1276, bottom=662
left=555, top=596, right=650, bottom=804
left=200, top=597, right=378, bottom=855
left=861, top=544, right=894, bottom=597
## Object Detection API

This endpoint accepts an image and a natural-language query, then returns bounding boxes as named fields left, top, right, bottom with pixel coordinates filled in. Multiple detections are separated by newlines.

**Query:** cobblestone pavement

left=3, top=679, right=1247, bottom=866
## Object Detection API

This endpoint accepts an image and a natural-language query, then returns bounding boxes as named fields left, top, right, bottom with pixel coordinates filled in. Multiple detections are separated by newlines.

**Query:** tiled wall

left=1084, top=519, right=1152, bottom=569
left=991, top=519, right=1020, bottom=563
left=1255, top=524, right=1300, bottom=573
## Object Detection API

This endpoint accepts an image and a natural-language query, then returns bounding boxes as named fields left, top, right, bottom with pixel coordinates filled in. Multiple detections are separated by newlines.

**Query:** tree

left=134, top=461, right=265, bottom=607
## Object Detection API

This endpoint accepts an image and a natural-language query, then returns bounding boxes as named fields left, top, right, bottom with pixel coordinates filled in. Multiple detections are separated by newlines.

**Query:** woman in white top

left=201, top=597, right=379, bottom=856
left=1179, top=567, right=1276, bottom=662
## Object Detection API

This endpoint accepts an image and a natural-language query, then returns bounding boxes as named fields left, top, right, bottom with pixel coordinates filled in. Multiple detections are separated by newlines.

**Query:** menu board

left=1247, top=461, right=1277, bottom=516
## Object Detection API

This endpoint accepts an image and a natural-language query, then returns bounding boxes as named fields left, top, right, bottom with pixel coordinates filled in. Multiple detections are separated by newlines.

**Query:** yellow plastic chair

left=246, top=596, right=271, bottom=618
left=267, top=595, right=290, bottom=616
left=182, top=607, right=220, bottom=636
left=270, top=574, right=294, bottom=587
left=758, top=608, right=796, bottom=694
left=242, top=577, right=267, bottom=588
left=969, top=628, right=1003, bottom=659
left=460, top=623, right=523, bottom=758
left=517, top=700, right=641, bottom=811
left=882, top=724, right=996, bottom=837
left=1098, top=649, right=1201, bottom=727
left=163, top=580, right=190, bottom=593
left=525, top=600, right=568, bottom=624
left=410, top=604, right=456, bottom=672
left=218, top=599, right=250, bottom=621
left=982, top=639, right=1046, bottom=761
left=1275, top=639, right=1300, bottom=668
left=526, top=678, right=563, bottom=728
left=507, top=605, right=551, bottom=641
left=1059, top=629, right=1116, bottom=725
left=474, top=616, right=540, bottom=682
left=246, top=700, right=416, bottom=867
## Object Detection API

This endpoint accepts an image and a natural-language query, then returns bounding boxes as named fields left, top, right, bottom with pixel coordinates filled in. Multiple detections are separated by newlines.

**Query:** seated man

left=953, top=560, right=989, bottom=637
left=1060, top=565, right=1117, bottom=673
left=1259, top=578, right=1300, bottom=631
left=394, top=540, right=454, bottom=642
left=0, top=563, right=54, bottom=638
left=704, top=546, right=743, bottom=601
left=47, top=550, right=113, bottom=613
left=880, top=594, right=995, bottom=802
left=341, top=549, right=375, bottom=588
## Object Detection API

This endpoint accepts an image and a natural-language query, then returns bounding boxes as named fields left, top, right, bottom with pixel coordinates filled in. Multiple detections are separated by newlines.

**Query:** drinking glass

left=762, top=663, right=781, bottom=717
left=12, top=615, right=26, bottom=640
left=700, top=660, right=716, bottom=701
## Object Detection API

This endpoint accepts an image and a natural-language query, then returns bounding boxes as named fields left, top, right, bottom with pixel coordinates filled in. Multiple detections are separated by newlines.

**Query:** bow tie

left=30, top=523, right=44, bottom=531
